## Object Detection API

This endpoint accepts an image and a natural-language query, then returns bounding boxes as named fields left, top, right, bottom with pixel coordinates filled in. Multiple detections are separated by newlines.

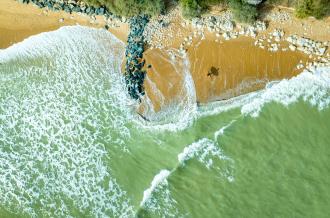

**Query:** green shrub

left=179, top=0, right=258, bottom=22
left=296, top=0, right=330, bottom=19
left=83, top=0, right=165, bottom=17
left=295, top=0, right=315, bottom=18
left=228, top=0, right=258, bottom=23
left=267, top=0, right=297, bottom=6
left=179, top=0, right=204, bottom=18
left=179, top=0, right=227, bottom=18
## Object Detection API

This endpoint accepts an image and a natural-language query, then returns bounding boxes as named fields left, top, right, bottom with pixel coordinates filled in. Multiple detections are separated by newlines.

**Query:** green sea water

left=0, top=26, right=329, bottom=218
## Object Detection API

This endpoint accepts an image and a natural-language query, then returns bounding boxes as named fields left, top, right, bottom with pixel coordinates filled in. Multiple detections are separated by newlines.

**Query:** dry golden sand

left=0, top=0, right=128, bottom=48
left=141, top=7, right=330, bottom=113
left=1, top=0, right=329, bottom=114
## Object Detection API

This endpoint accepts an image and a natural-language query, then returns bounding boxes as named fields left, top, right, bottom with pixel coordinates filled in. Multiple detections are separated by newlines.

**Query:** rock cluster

left=219, top=20, right=267, bottom=41
left=191, top=12, right=235, bottom=33
left=18, top=0, right=110, bottom=16
left=125, top=15, right=149, bottom=100
left=286, top=35, right=328, bottom=56
left=265, top=11, right=291, bottom=23
left=305, top=54, right=330, bottom=71
left=254, top=29, right=284, bottom=51
left=177, top=15, right=268, bottom=54
left=237, top=21, right=267, bottom=37
left=17, top=0, right=126, bottom=28
left=143, top=7, right=185, bottom=49
left=190, top=11, right=267, bottom=40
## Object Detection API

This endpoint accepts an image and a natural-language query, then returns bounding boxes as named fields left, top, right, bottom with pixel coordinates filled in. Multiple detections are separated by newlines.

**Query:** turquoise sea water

left=0, top=26, right=329, bottom=218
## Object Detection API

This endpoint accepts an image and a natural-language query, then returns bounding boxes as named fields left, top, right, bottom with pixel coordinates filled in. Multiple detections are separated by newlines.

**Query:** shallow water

left=0, top=26, right=329, bottom=218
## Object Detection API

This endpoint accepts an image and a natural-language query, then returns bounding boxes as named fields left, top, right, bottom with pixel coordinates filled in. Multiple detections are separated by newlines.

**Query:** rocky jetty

left=124, top=15, right=149, bottom=100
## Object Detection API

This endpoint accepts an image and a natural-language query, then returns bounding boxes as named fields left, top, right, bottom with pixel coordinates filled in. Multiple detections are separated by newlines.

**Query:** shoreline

left=1, top=0, right=330, bottom=114
left=0, top=0, right=128, bottom=48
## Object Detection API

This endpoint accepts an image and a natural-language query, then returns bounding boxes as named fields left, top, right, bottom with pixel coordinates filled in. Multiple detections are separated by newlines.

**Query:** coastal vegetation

left=179, top=0, right=226, bottom=18
left=83, top=0, right=165, bottom=17
left=267, top=0, right=330, bottom=19
left=20, top=0, right=329, bottom=21
left=295, top=0, right=330, bottom=19
left=227, top=0, right=259, bottom=23
left=179, top=0, right=329, bottom=22
left=180, top=0, right=258, bottom=22
left=83, top=0, right=329, bottom=23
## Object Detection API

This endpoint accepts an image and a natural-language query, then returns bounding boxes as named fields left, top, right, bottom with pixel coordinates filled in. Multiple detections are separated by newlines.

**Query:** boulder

left=289, top=44, right=296, bottom=51
left=244, top=0, right=263, bottom=5
left=221, top=21, right=234, bottom=32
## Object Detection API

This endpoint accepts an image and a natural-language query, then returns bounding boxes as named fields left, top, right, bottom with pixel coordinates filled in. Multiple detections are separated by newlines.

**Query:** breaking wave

left=241, top=67, right=330, bottom=117
left=138, top=170, right=179, bottom=218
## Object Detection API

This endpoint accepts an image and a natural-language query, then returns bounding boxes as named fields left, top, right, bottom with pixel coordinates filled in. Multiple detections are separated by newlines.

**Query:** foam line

left=140, top=170, right=172, bottom=207
left=241, top=67, right=330, bottom=117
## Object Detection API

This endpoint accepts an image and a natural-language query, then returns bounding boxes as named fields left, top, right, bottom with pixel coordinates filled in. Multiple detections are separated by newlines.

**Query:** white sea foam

left=241, top=67, right=330, bottom=117
left=178, top=137, right=234, bottom=182
left=139, top=169, right=179, bottom=218
left=178, top=138, right=227, bottom=168
left=140, top=170, right=171, bottom=207
left=214, top=120, right=236, bottom=141
left=197, top=91, right=260, bottom=118
left=0, top=26, right=135, bottom=217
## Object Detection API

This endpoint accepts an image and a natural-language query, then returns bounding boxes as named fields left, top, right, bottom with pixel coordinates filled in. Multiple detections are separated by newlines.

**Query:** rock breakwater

left=124, top=15, right=149, bottom=100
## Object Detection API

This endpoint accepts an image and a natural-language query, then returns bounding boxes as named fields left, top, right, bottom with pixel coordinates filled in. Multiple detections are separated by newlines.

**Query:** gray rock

left=244, top=0, right=263, bottom=5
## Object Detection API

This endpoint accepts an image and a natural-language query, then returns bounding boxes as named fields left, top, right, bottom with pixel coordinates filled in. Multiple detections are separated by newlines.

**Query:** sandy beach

left=1, top=0, right=330, bottom=111
left=0, top=0, right=128, bottom=48
left=141, top=5, right=330, bottom=110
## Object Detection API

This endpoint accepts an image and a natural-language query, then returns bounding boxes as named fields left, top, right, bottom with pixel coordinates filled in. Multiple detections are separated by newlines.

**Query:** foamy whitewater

left=0, top=26, right=329, bottom=218
left=0, top=26, right=135, bottom=217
